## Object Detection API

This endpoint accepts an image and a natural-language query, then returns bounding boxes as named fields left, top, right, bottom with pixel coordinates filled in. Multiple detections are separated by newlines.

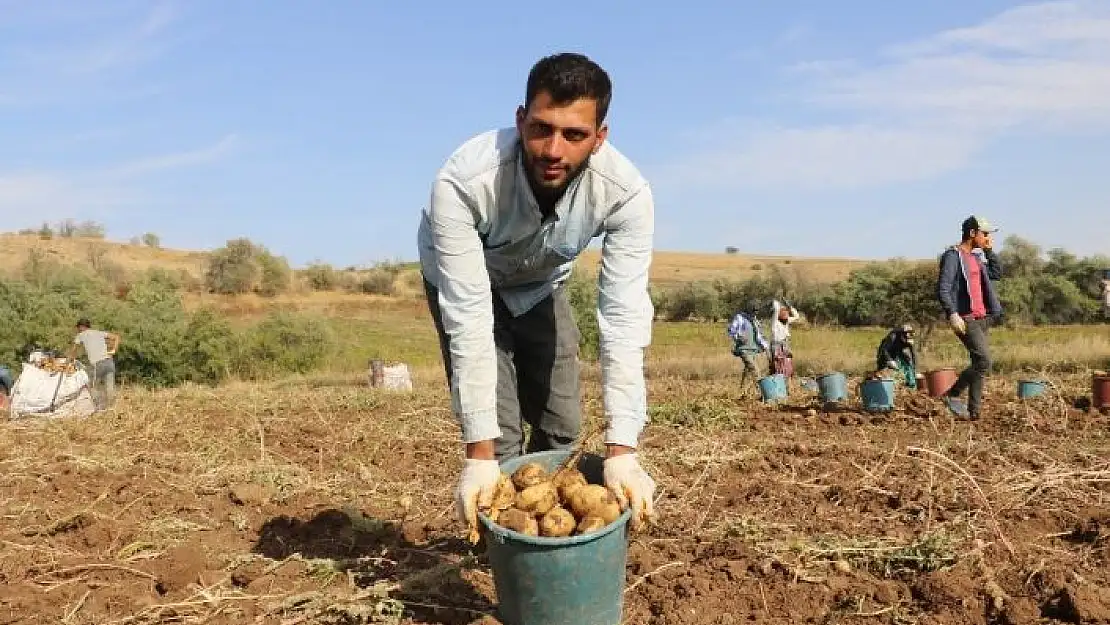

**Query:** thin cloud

left=0, top=135, right=239, bottom=223
left=107, top=134, right=240, bottom=178
left=0, top=1, right=182, bottom=105
left=665, top=0, right=1110, bottom=191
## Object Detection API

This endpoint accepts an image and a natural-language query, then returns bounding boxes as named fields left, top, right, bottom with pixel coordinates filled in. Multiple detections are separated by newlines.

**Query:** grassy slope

left=0, top=233, right=880, bottom=286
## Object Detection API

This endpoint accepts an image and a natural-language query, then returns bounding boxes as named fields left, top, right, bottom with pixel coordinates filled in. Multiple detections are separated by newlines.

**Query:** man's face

left=516, top=91, right=608, bottom=194
left=971, top=229, right=993, bottom=249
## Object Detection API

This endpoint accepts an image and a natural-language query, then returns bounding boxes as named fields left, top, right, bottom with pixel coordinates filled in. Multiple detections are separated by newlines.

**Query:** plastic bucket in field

left=758, top=374, right=788, bottom=403
left=1093, top=374, right=1110, bottom=410
left=1016, top=379, right=1046, bottom=400
left=860, top=378, right=895, bottom=412
left=816, top=372, right=848, bottom=404
left=924, top=368, right=958, bottom=398
left=477, top=450, right=631, bottom=625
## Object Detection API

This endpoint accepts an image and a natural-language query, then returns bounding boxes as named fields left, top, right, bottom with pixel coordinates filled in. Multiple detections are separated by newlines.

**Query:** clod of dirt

left=230, top=560, right=269, bottom=588
left=228, top=484, right=273, bottom=506
left=1045, top=584, right=1110, bottom=624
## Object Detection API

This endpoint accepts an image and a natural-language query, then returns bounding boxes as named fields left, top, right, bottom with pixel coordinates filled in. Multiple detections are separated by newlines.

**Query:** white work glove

left=603, top=453, right=656, bottom=530
left=948, top=313, right=967, bottom=336
left=886, top=360, right=899, bottom=371
left=455, top=459, right=501, bottom=540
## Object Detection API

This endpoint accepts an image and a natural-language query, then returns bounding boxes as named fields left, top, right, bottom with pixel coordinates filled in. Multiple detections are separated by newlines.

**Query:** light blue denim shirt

left=417, top=127, right=655, bottom=448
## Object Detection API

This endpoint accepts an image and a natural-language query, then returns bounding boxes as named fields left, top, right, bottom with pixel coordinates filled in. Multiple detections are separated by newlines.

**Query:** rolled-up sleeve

left=428, top=175, right=500, bottom=443
left=596, top=184, right=655, bottom=448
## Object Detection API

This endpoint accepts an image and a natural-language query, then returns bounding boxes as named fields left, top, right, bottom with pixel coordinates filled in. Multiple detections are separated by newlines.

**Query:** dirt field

left=1, top=369, right=1108, bottom=624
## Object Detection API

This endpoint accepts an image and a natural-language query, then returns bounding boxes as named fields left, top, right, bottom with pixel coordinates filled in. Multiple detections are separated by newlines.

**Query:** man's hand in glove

left=948, top=313, right=967, bottom=336
left=456, top=458, right=501, bottom=542
left=603, top=450, right=656, bottom=530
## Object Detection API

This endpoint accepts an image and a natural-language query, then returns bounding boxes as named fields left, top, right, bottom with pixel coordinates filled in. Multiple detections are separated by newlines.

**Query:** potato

left=515, top=481, right=558, bottom=516
left=539, top=506, right=576, bottom=537
left=499, top=508, right=538, bottom=536
left=576, top=515, right=607, bottom=535
left=491, top=474, right=516, bottom=511
left=512, top=462, right=548, bottom=490
left=567, top=484, right=617, bottom=519
left=552, top=468, right=588, bottom=502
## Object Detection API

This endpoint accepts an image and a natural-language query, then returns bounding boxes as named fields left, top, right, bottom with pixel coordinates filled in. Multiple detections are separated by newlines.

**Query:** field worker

left=936, top=216, right=1003, bottom=420
left=66, top=318, right=121, bottom=412
left=768, top=299, right=799, bottom=377
left=417, top=53, right=657, bottom=536
left=727, top=305, right=769, bottom=390
left=875, top=324, right=917, bottom=389
left=1101, top=273, right=1110, bottom=320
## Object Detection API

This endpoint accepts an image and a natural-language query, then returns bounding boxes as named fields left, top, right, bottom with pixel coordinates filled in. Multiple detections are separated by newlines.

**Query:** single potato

left=552, top=468, right=588, bottom=501
left=491, top=474, right=516, bottom=511
left=539, top=506, right=576, bottom=537
left=515, top=481, right=559, bottom=516
left=499, top=508, right=539, bottom=536
left=567, top=484, right=617, bottom=519
left=576, top=515, right=607, bottom=535
left=511, top=462, right=548, bottom=490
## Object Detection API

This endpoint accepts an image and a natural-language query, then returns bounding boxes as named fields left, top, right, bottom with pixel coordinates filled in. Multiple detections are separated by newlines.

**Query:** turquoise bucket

left=816, top=372, right=848, bottom=403
left=860, top=378, right=895, bottom=412
left=1017, top=379, right=1047, bottom=399
left=758, top=374, right=788, bottom=403
left=478, top=450, right=631, bottom=625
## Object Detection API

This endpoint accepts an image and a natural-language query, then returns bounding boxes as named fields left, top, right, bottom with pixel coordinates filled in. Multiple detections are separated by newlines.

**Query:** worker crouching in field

left=417, top=53, right=657, bottom=539
left=727, top=306, right=769, bottom=392
left=936, top=216, right=1003, bottom=420
left=876, top=324, right=917, bottom=389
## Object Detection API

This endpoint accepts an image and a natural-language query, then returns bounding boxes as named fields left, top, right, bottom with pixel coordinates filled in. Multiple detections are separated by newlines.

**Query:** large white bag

left=9, top=363, right=96, bottom=419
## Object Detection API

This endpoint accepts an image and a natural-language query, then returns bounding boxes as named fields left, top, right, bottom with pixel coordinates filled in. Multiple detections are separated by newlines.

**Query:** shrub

left=142, top=233, right=161, bottom=248
left=237, top=312, right=336, bottom=379
left=357, top=269, right=396, bottom=295
left=256, top=251, right=291, bottom=297
left=565, top=269, right=601, bottom=361
left=304, top=262, right=340, bottom=291
left=204, top=238, right=292, bottom=297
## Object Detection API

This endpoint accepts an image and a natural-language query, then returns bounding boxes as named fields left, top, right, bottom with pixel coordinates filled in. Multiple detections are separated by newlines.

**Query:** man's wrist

left=465, top=440, right=495, bottom=460
left=605, top=443, right=636, bottom=458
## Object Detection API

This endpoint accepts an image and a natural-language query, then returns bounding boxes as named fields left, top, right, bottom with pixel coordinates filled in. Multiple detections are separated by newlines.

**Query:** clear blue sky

left=2, top=1, right=1108, bottom=267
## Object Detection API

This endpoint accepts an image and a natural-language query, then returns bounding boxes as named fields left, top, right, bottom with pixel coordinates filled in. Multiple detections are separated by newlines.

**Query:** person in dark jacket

left=875, top=324, right=917, bottom=389
left=936, top=215, right=1003, bottom=420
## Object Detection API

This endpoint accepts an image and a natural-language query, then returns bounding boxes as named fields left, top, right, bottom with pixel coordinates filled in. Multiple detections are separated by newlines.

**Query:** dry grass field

left=0, top=233, right=878, bottom=289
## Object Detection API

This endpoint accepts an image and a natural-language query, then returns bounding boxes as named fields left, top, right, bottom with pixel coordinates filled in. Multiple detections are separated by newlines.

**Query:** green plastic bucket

left=477, top=449, right=632, bottom=625
left=1017, top=379, right=1047, bottom=399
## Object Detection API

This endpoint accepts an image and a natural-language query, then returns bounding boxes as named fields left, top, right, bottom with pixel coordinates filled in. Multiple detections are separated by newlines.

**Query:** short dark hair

left=76, top=318, right=91, bottom=328
left=525, top=53, right=612, bottom=125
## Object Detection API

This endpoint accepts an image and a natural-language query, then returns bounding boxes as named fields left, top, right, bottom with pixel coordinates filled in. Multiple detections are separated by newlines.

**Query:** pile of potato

left=485, top=461, right=622, bottom=538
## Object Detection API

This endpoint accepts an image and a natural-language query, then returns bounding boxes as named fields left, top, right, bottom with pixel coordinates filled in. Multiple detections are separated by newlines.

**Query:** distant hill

left=0, top=233, right=209, bottom=278
left=0, top=233, right=879, bottom=288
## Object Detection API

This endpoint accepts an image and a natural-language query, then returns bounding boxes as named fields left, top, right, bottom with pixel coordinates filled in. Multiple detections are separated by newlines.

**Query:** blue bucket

left=478, top=450, right=631, bottom=625
left=816, top=372, right=848, bottom=403
left=860, top=378, right=895, bottom=412
left=758, top=374, right=788, bottom=403
left=1017, top=379, right=1047, bottom=399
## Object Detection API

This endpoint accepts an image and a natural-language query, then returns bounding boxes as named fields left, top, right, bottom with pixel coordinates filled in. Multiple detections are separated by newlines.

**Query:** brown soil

left=0, top=378, right=1108, bottom=624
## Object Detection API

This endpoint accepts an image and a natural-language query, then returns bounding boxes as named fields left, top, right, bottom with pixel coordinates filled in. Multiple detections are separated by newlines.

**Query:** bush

left=237, top=312, right=336, bottom=379
left=565, top=269, right=600, bottom=361
left=357, top=268, right=397, bottom=295
left=142, top=233, right=161, bottom=248
left=204, top=238, right=291, bottom=297
left=0, top=255, right=337, bottom=387
left=304, top=262, right=340, bottom=291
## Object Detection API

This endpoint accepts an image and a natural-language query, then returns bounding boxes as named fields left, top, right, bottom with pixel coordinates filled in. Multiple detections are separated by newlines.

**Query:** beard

left=522, top=151, right=591, bottom=204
